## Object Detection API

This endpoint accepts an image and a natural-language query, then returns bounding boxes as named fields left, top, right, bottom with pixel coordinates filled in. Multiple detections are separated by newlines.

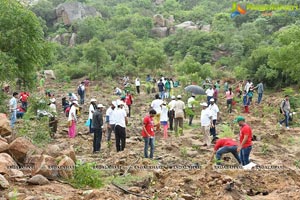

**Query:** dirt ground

left=2, top=78, right=300, bottom=200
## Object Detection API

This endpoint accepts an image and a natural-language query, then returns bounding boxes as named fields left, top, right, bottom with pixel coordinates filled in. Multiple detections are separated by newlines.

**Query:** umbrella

left=184, top=85, right=206, bottom=95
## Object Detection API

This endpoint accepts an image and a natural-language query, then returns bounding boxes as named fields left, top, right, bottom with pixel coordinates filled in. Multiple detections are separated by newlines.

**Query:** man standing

left=92, top=104, right=105, bottom=153
left=244, top=80, right=251, bottom=93
left=9, top=92, right=18, bottom=128
left=49, top=98, right=58, bottom=138
left=174, top=95, right=185, bottom=135
left=209, top=138, right=241, bottom=165
left=114, top=101, right=128, bottom=152
left=19, top=92, right=29, bottom=110
left=142, top=110, right=157, bottom=159
left=209, top=98, right=219, bottom=142
left=157, top=79, right=165, bottom=100
left=235, top=116, right=253, bottom=166
left=200, top=102, right=213, bottom=147
left=135, top=77, right=141, bottom=94
left=106, top=101, right=116, bottom=142
left=88, top=98, right=97, bottom=134
left=151, top=94, right=163, bottom=131
left=254, top=81, right=264, bottom=104
left=187, top=94, right=196, bottom=126
left=205, top=86, right=214, bottom=104
left=168, top=96, right=176, bottom=131
left=125, top=91, right=133, bottom=117
left=279, top=95, right=291, bottom=129
left=77, top=82, right=85, bottom=105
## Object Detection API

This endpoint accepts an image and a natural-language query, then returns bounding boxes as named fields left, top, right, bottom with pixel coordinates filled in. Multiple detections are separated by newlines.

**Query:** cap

left=200, top=102, right=208, bottom=107
left=177, top=95, right=182, bottom=99
left=90, top=98, right=97, bottom=102
left=171, top=96, right=176, bottom=99
left=73, top=101, right=79, bottom=105
left=234, top=116, right=245, bottom=123
left=112, top=101, right=117, bottom=107
left=50, top=98, right=56, bottom=103
left=192, top=93, right=196, bottom=97
left=210, top=98, right=215, bottom=102
left=162, top=101, right=167, bottom=105
left=97, top=104, right=105, bottom=108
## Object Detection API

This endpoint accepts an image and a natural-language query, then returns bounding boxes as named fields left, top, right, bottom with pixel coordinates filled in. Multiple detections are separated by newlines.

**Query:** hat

left=112, top=101, right=117, bottom=107
left=162, top=101, right=167, bottom=105
left=97, top=104, right=105, bottom=108
left=192, top=93, right=196, bottom=97
left=234, top=116, right=245, bottom=123
left=171, top=96, right=176, bottom=99
left=210, top=98, right=215, bottom=102
left=177, top=95, right=182, bottom=99
left=90, top=98, right=97, bottom=102
left=116, top=100, right=124, bottom=106
left=73, top=101, right=79, bottom=105
left=200, top=102, right=208, bottom=107
left=50, top=98, right=56, bottom=103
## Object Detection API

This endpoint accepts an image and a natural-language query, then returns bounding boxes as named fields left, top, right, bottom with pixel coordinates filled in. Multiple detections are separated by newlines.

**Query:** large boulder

left=69, top=33, right=77, bottom=47
left=57, top=156, right=75, bottom=179
left=8, top=137, right=36, bottom=164
left=175, top=21, right=199, bottom=31
left=55, top=2, right=101, bottom=25
left=44, top=70, right=56, bottom=80
left=151, top=27, right=169, bottom=38
left=201, top=24, right=211, bottom=32
left=61, top=145, right=76, bottom=163
left=0, top=140, right=9, bottom=153
left=27, top=174, right=50, bottom=185
left=0, top=114, right=11, bottom=137
left=33, top=155, right=58, bottom=179
left=0, top=153, right=17, bottom=175
left=153, top=14, right=165, bottom=27
left=0, top=174, right=9, bottom=189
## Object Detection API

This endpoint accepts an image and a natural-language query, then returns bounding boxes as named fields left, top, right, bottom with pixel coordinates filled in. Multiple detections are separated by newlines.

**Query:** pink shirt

left=225, top=91, right=234, bottom=100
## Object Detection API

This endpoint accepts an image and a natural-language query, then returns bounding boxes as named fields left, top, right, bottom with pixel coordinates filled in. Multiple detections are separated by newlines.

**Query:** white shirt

left=9, top=97, right=17, bottom=111
left=71, top=93, right=78, bottom=101
left=201, top=108, right=212, bottom=126
left=206, top=88, right=214, bottom=97
left=151, top=99, right=163, bottom=114
left=135, top=79, right=141, bottom=86
left=80, top=84, right=85, bottom=91
left=89, top=104, right=95, bottom=119
left=49, top=103, right=57, bottom=115
left=187, top=97, right=195, bottom=108
left=68, top=105, right=77, bottom=121
left=209, top=103, right=219, bottom=120
left=160, top=105, right=169, bottom=122
left=168, top=100, right=176, bottom=111
left=106, top=107, right=116, bottom=124
left=244, top=82, right=251, bottom=93
left=114, top=108, right=127, bottom=128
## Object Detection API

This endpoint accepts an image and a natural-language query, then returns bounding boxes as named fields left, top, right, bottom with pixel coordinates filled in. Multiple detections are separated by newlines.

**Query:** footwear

left=278, top=123, right=282, bottom=128
left=286, top=127, right=290, bottom=129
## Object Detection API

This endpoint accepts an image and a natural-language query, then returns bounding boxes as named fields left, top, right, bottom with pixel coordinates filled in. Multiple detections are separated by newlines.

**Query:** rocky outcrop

left=175, top=21, right=199, bottom=31
left=50, top=33, right=77, bottom=47
left=56, top=2, right=101, bottom=25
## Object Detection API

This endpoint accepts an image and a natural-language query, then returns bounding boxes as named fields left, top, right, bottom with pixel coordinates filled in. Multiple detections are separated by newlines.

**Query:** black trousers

left=168, top=110, right=175, bottom=130
left=136, top=86, right=140, bottom=94
left=115, top=125, right=126, bottom=152
left=93, top=128, right=102, bottom=152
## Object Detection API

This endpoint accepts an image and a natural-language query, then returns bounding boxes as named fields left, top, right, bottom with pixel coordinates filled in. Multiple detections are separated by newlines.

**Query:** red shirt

left=214, top=138, right=238, bottom=151
left=141, top=115, right=155, bottom=138
left=240, top=124, right=252, bottom=148
left=125, top=94, right=133, bottom=106
left=20, top=92, right=29, bottom=102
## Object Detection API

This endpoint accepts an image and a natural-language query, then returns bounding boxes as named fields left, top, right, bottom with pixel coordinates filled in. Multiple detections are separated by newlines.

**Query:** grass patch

left=108, top=173, right=146, bottom=186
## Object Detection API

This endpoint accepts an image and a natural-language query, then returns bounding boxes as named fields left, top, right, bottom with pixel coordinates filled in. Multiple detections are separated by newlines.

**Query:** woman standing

left=225, top=88, right=234, bottom=113
left=88, top=98, right=97, bottom=133
left=68, top=101, right=79, bottom=138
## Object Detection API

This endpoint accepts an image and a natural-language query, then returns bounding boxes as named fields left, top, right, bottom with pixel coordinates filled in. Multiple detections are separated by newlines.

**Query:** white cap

left=50, top=98, right=56, bottom=103
left=210, top=98, right=215, bottom=102
left=171, top=96, right=176, bottom=99
left=97, top=104, right=105, bottom=108
left=73, top=101, right=79, bottom=105
left=177, top=95, right=182, bottom=99
left=200, top=102, right=208, bottom=107
left=90, top=98, right=97, bottom=102
left=112, top=101, right=117, bottom=107
left=116, top=100, right=124, bottom=106
left=192, top=93, right=196, bottom=97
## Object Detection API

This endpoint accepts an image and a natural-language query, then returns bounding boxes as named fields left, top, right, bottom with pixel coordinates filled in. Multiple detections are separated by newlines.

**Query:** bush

left=69, top=161, right=104, bottom=189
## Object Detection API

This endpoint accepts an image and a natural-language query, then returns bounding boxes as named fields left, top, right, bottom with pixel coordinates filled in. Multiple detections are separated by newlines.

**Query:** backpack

left=279, top=100, right=286, bottom=114
left=77, top=86, right=83, bottom=95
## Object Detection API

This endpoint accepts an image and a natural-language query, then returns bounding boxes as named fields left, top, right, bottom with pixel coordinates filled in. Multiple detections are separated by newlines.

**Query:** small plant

left=69, top=161, right=104, bottom=189
left=192, top=144, right=200, bottom=151
left=288, top=137, right=295, bottom=145
left=180, top=147, right=188, bottom=158
left=294, top=160, right=300, bottom=168
left=195, top=188, right=202, bottom=197
left=218, top=124, right=235, bottom=139
left=261, top=143, right=269, bottom=155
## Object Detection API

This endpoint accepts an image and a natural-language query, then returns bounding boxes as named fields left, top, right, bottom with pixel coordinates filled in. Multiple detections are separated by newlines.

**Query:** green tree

left=84, top=38, right=111, bottom=75
left=0, top=0, right=51, bottom=88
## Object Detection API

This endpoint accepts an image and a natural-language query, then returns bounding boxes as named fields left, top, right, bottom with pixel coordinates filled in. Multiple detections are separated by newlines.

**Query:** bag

left=279, top=100, right=286, bottom=114
left=68, top=120, right=72, bottom=127
left=77, top=86, right=83, bottom=95
left=65, top=106, right=70, bottom=117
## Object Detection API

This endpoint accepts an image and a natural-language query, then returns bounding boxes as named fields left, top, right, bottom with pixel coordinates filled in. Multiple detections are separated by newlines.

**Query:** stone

left=57, top=156, right=75, bottom=179
left=153, top=14, right=165, bottom=27
left=128, top=186, right=141, bottom=193
left=0, top=140, right=9, bottom=152
left=175, top=21, right=198, bottom=31
left=7, top=191, right=25, bottom=199
left=0, top=174, right=9, bottom=189
left=69, top=33, right=77, bottom=47
left=151, top=27, right=169, bottom=38
left=27, top=174, right=50, bottom=185
left=46, top=144, right=61, bottom=157
left=0, top=153, right=17, bottom=175
left=0, top=115, right=11, bottom=137
left=0, top=136, right=7, bottom=143
left=181, top=193, right=193, bottom=200
left=24, top=196, right=39, bottom=200
left=201, top=24, right=211, bottom=32
left=8, top=137, right=36, bottom=164
left=33, top=155, right=58, bottom=179
left=44, top=70, right=56, bottom=80
left=61, top=145, right=76, bottom=163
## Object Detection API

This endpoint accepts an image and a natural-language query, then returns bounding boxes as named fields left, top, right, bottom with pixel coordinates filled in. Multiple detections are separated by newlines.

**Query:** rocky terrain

left=1, top=77, right=300, bottom=200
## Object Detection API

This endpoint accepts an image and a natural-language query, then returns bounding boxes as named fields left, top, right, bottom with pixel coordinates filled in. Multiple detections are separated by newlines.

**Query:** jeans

left=115, top=125, right=126, bottom=152
left=210, top=119, right=217, bottom=138
left=159, top=91, right=164, bottom=100
left=80, top=91, right=85, bottom=104
left=257, top=93, right=263, bottom=104
left=279, top=111, right=289, bottom=127
left=21, top=101, right=27, bottom=110
left=107, top=124, right=115, bottom=141
left=216, top=146, right=241, bottom=164
left=207, top=96, right=213, bottom=104
left=144, top=137, right=155, bottom=158
left=10, top=111, right=17, bottom=128
left=240, top=146, right=252, bottom=166
left=227, top=99, right=232, bottom=113
left=93, top=128, right=102, bottom=152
